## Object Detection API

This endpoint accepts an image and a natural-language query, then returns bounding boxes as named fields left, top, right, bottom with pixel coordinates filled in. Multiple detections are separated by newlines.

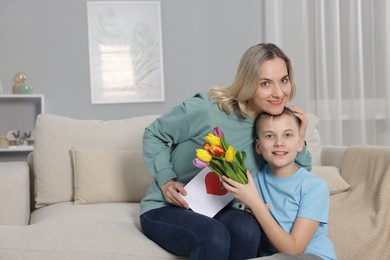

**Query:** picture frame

left=87, top=1, right=164, bottom=104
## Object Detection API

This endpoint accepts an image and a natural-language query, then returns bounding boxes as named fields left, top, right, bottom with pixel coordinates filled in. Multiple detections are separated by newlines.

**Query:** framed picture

left=87, top=1, right=164, bottom=104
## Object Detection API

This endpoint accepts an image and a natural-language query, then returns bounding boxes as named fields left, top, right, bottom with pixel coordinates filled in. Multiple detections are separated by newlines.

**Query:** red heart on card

left=205, top=171, right=228, bottom=196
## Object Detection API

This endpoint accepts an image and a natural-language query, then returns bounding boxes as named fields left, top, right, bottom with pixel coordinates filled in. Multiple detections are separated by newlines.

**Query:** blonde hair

left=208, top=43, right=296, bottom=118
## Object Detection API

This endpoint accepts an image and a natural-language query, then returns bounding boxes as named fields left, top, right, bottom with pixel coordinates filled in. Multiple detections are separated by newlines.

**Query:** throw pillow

left=311, top=166, right=350, bottom=195
left=71, top=149, right=152, bottom=204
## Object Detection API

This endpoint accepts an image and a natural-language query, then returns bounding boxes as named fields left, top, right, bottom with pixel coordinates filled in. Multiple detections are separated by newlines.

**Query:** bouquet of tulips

left=193, top=126, right=248, bottom=184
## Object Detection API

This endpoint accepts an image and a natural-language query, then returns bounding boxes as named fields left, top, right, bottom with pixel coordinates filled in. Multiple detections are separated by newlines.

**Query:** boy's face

left=256, top=114, right=303, bottom=170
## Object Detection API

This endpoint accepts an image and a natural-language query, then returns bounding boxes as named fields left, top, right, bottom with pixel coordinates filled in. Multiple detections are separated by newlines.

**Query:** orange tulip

left=203, top=142, right=211, bottom=152
left=210, top=145, right=225, bottom=156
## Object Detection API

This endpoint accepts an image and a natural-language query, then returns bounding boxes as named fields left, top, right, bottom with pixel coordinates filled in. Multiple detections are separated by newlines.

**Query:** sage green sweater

left=140, top=92, right=311, bottom=215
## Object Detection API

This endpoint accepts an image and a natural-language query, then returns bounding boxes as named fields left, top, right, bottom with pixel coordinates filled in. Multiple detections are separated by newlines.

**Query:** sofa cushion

left=71, top=149, right=151, bottom=204
left=0, top=202, right=184, bottom=259
left=305, top=113, right=322, bottom=167
left=33, top=114, right=159, bottom=208
left=311, top=166, right=350, bottom=195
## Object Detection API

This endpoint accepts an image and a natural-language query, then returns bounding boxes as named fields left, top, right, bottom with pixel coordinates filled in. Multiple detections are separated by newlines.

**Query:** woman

left=140, top=43, right=312, bottom=260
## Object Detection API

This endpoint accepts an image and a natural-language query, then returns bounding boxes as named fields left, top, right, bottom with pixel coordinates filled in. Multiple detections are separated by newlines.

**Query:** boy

left=222, top=107, right=336, bottom=260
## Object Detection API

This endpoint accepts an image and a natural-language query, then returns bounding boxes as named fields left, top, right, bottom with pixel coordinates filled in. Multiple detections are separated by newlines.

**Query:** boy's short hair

left=255, top=107, right=301, bottom=137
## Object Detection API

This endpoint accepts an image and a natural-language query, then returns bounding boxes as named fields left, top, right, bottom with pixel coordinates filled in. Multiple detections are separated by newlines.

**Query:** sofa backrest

left=32, top=114, right=159, bottom=208
left=31, top=113, right=322, bottom=209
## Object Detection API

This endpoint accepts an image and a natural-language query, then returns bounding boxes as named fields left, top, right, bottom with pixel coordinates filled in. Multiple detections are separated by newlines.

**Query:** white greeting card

left=181, top=167, right=234, bottom=218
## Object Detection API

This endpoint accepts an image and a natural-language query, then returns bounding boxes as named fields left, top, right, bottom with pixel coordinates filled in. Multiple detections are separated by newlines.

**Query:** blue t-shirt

left=254, top=164, right=337, bottom=260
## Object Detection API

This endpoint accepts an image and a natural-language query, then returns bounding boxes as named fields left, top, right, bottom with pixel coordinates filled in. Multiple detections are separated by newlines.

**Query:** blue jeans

left=140, top=206, right=261, bottom=260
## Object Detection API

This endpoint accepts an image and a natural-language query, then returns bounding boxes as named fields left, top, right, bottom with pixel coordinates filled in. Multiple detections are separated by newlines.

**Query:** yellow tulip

left=225, top=146, right=235, bottom=162
left=205, top=133, right=221, bottom=146
left=196, top=149, right=212, bottom=162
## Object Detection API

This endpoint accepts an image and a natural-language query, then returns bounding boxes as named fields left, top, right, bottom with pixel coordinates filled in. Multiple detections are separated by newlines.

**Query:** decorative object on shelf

left=23, top=130, right=35, bottom=145
left=6, top=130, right=20, bottom=146
left=0, top=135, right=9, bottom=148
left=12, top=72, right=25, bottom=94
left=5, top=130, right=35, bottom=147
left=12, top=72, right=33, bottom=94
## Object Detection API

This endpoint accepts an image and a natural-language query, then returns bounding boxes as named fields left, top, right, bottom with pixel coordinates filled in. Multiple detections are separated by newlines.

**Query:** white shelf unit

left=0, top=94, right=44, bottom=153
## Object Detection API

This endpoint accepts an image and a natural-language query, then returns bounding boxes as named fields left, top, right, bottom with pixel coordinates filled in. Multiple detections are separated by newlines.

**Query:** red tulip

left=210, top=145, right=225, bottom=156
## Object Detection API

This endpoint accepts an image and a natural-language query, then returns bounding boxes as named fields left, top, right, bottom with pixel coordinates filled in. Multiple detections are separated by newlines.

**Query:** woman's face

left=247, top=58, right=292, bottom=117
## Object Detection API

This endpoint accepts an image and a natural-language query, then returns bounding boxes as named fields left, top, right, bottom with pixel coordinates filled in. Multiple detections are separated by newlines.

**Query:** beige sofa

left=0, top=113, right=389, bottom=260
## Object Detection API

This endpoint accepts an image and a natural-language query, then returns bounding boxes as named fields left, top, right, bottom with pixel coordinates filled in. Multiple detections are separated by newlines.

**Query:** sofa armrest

left=0, top=162, right=30, bottom=226
left=320, top=145, right=348, bottom=168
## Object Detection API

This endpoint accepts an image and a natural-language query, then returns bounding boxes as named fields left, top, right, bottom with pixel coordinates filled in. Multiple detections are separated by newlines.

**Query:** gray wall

left=0, top=0, right=264, bottom=120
